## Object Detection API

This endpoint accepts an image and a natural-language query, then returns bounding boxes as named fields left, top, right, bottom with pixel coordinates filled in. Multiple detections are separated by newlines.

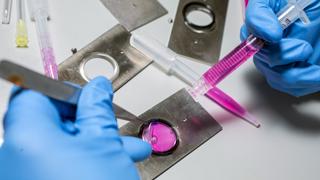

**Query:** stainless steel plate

left=120, top=89, right=222, bottom=179
left=58, top=25, right=152, bottom=91
left=169, top=0, right=229, bottom=65
left=100, top=0, right=168, bottom=31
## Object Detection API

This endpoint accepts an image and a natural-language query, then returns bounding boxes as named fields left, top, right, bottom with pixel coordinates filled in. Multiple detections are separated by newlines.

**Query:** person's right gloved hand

left=241, top=0, right=320, bottom=97
left=0, top=77, right=152, bottom=180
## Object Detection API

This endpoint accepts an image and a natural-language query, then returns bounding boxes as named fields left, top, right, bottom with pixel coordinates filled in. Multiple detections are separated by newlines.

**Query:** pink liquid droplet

left=141, top=121, right=177, bottom=154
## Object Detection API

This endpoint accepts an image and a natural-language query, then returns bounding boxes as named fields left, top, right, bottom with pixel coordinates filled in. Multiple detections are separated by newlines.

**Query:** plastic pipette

left=28, top=0, right=58, bottom=79
left=189, top=0, right=312, bottom=98
left=16, top=0, right=28, bottom=47
left=2, top=0, right=12, bottom=24
left=131, top=34, right=260, bottom=127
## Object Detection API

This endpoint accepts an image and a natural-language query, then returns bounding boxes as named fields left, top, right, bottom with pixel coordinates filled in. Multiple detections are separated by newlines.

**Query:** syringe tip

left=242, top=112, right=261, bottom=128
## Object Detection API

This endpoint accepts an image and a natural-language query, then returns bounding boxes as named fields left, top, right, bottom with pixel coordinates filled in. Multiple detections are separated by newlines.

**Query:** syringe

left=28, top=0, right=58, bottom=79
left=189, top=0, right=312, bottom=98
left=131, top=33, right=260, bottom=127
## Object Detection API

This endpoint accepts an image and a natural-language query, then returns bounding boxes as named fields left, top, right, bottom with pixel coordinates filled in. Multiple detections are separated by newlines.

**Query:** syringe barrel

left=296, top=0, right=312, bottom=10
left=205, top=36, right=263, bottom=85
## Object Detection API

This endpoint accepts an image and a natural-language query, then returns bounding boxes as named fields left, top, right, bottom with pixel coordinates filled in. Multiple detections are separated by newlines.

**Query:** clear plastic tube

left=28, top=0, right=58, bottom=79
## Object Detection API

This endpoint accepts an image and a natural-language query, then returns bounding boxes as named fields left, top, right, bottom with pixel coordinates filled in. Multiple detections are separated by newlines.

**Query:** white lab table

left=0, top=1, right=319, bottom=179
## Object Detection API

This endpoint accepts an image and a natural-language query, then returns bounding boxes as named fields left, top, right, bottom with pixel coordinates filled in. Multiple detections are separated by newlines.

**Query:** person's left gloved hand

left=241, top=0, right=320, bottom=97
left=0, top=77, right=152, bottom=180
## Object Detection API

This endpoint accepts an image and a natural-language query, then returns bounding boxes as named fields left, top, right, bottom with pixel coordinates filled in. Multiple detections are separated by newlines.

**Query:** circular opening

left=140, top=119, right=178, bottom=155
left=183, top=3, right=215, bottom=33
left=80, top=53, right=120, bottom=82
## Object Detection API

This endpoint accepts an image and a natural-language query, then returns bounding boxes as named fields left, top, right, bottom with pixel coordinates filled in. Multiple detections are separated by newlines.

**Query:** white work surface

left=1, top=1, right=320, bottom=180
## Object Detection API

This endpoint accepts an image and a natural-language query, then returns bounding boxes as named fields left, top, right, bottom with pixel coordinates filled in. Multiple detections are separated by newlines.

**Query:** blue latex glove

left=0, top=77, right=152, bottom=180
left=241, top=0, right=320, bottom=97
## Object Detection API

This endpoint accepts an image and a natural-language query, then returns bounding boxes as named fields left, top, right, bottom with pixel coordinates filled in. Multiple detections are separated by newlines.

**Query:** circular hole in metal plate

left=183, top=3, right=215, bottom=33
left=140, top=119, right=178, bottom=155
left=80, top=53, right=120, bottom=82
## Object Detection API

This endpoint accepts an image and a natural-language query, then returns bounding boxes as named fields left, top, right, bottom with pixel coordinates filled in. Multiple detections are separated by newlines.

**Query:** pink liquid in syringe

left=41, top=47, right=58, bottom=79
left=202, top=36, right=264, bottom=87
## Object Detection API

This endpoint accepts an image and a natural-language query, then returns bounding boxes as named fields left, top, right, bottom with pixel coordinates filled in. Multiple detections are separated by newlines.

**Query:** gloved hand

left=0, top=77, right=152, bottom=180
left=241, top=0, right=320, bottom=97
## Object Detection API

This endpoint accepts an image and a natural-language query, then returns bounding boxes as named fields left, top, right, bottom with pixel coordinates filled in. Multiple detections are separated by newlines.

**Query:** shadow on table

left=245, top=70, right=320, bottom=134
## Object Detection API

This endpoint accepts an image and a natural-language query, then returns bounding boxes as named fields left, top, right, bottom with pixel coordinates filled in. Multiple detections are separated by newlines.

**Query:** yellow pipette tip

left=16, top=19, right=28, bottom=47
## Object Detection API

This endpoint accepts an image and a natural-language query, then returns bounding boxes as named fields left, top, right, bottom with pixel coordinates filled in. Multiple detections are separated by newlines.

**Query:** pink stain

left=141, top=121, right=177, bottom=154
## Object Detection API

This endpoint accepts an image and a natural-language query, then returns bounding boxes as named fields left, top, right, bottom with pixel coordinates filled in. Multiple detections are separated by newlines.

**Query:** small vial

left=141, top=120, right=178, bottom=155
left=2, top=0, right=12, bottom=24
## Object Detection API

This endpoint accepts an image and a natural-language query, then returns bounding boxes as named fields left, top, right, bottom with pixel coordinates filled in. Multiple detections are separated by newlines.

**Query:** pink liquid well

left=141, top=121, right=178, bottom=154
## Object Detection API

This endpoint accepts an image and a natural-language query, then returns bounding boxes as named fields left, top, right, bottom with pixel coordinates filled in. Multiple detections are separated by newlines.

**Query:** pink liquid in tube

left=41, top=47, right=58, bottom=79
left=141, top=121, right=178, bottom=154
